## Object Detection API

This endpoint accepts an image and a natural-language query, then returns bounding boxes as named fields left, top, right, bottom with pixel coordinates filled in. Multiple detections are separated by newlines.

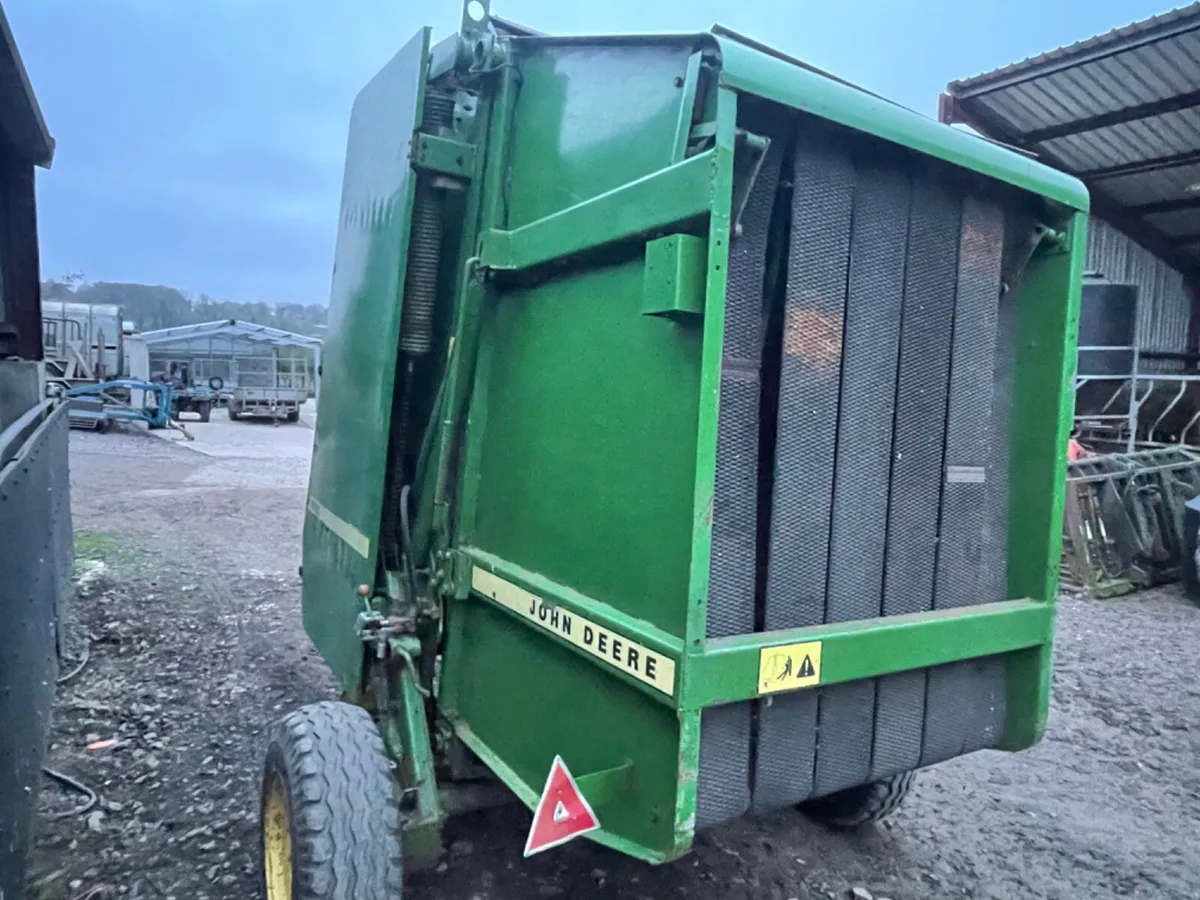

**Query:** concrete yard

left=27, top=412, right=1200, bottom=900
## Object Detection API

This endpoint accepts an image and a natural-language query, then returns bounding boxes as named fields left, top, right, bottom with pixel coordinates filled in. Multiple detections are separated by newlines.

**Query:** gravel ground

left=26, top=416, right=1200, bottom=900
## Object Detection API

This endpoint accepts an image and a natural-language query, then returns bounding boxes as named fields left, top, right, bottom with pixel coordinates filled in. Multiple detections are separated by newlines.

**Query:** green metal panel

left=469, top=255, right=701, bottom=636
left=1000, top=213, right=1087, bottom=749
left=710, top=33, right=1090, bottom=213
left=501, top=40, right=698, bottom=229
left=302, top=27, right=430, bottom=689
left=439, top=38, right=704, bottom=862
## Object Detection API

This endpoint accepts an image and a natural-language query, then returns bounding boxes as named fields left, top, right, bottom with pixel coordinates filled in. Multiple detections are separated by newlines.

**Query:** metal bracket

left=1002, top=223, right=1053, bottom=296
left=413, top=133, right=476, bottom=180
left=572, top=759, right=635, bottom=808
left=356, top=609, right=416, bottom=659
left=730, top=129, right=769, bottom=239
left=458, top=0, right=500, bottom=72
left=448, top=549, right=473, bottom=599
left=362, top=631, right=444, bottom=870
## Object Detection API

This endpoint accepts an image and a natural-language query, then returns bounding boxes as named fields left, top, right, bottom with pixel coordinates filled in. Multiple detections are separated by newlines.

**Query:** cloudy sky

left=9, top=0, right=1166, bottom=305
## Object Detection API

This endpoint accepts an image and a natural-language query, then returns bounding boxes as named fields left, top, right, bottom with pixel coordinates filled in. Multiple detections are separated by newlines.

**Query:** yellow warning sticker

left=471, top=567, right=677, bottom=697
left=757, top=641, right=823, bottom=694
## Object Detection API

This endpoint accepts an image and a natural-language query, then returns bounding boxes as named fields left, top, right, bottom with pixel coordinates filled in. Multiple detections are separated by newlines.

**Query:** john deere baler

left=263, top=3, right=1088, bottom=894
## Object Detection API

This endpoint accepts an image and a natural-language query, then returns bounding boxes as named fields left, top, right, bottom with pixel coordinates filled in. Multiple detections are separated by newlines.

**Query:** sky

left=7, top=0, right=1177, bottom=305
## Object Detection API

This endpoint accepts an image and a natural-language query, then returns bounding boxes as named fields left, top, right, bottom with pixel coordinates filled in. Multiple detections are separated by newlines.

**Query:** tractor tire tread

left=264, top=701, right=402, bottom=899
left=799, top=771, right=915, bottom=830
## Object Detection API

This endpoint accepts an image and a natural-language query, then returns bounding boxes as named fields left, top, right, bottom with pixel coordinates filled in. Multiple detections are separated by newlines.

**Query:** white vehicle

left=226, top=355, right=311, bottom=423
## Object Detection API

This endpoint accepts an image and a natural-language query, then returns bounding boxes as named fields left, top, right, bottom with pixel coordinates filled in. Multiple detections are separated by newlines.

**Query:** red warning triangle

left=523, top=755, right=600, bottom=857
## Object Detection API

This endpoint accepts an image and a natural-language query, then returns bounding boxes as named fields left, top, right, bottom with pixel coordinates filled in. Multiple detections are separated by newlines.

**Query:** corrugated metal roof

left=137, top=319, right=322, bottom=348
left=943, top=3, right=1200, bottom=275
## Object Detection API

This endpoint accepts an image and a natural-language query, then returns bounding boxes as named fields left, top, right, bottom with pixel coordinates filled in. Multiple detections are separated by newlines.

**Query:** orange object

left=1067, top=439, right=1086, bottom=461
left=86, top=739, right=117, bottom=751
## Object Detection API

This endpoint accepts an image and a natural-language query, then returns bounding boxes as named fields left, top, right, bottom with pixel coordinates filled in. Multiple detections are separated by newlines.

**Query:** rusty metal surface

left=1062, top=446, right=1200, bottom=596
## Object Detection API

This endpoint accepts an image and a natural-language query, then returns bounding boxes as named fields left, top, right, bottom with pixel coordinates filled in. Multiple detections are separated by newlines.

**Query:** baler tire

left=227, top=403, right=239, bottom=421
left=197, top=401, right=211, bottom=423
left=799, top=771, right=914, bottom=830
left=286, top=409, right=300, bottom=424
left=260, top=701, right=403, bottom=900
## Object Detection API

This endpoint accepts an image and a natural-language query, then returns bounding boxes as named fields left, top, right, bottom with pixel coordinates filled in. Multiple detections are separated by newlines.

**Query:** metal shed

left=941, top=4, right=1200, bottom=448
left=133, top=319, right=322, bottom=399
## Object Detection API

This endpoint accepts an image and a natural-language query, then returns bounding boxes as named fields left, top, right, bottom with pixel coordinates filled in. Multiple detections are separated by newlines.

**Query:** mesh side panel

left=810, top=162, right=912, bottom=799
left=708, top=367, right=762, bottom=634
left=712, top=126, right=1020, bottom=811
left=921, top=656, right=1007, bottom=765
left=984, top=287, right=1017, bottom=604
left=753, top=691, right=817, bottom=811
left=934, top=196, right=1005, bottom=609
left=871, top=178, right=962, bottom=777
left=868, top=669, right=926, bottom=780
left=695, top=704, right=752, bottom=829
left=764, top=138, right=854, bottom=631
left=707, top=141, right=782, bottom=639
left=812, top=679, right=876, bottom=797
left=754, top=137, right=853, bottom=810
left=696, top=138, right=783, bottom=829
left=922, top=196, right=1007, bottom=766
left=921, top=660, right=971, bottom=765
left=882, top=179, right=962, bottom=616
left=954, top=259, right=1017, bottom=759
left=962, top=656, right=1007, bottom=754
left=825, top=162, right=910, bottom=623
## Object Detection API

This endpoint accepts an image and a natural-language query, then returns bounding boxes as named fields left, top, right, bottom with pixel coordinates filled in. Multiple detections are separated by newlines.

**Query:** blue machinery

left=64, top=379, right=183, bottom=433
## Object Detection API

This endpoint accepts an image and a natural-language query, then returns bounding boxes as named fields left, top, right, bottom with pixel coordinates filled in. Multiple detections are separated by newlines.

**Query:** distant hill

left=41, top=277, right=328, bottom=337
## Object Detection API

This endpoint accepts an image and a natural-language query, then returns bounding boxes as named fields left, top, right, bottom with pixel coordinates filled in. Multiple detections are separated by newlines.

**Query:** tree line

left=41, top=274, right=327, bottom=337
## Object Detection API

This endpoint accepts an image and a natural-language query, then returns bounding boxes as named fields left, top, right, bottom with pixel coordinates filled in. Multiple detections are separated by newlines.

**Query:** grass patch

left=73, top=529, right=148, bottom=576
left=73, top=530, right=121, bottom=562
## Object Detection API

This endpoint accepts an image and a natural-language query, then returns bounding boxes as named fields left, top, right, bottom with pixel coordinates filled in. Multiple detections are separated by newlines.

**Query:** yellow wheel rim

left=263, top=775, right=293, bottom=900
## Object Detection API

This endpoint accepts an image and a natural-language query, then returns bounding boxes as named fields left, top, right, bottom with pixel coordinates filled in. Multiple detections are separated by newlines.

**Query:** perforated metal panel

left=706, top=136, right=783, bottom=641
left=756, top=135, right=854, bottom=808
left=696, top=127, right=784, bottom=829
left=695, top=114, right=1018, bottom=826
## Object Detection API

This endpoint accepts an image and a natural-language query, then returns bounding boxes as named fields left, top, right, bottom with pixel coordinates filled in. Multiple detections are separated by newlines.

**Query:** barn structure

left=941, top=4, right=1200, bottom=449
left=131, top=319, right=322, bottom=400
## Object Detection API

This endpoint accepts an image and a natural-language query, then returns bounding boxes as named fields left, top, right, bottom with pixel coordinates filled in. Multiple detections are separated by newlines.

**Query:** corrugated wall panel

left=1087, top=217, right=1191, bottom=369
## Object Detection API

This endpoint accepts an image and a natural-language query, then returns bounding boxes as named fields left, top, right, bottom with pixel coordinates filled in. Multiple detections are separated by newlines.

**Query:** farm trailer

left=227, top=357, right=311, bottom=423
left=259, top=3, right=1088, bottom=897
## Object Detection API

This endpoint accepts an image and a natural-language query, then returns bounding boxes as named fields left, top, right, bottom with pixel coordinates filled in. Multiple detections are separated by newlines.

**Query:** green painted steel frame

left=710, top=34, right=1090, bottom=212
left=479, top=149, right=716, bottom=271
left=440, top=48, right=1085, bottom=856
left=458, top=552, right=1057, bottom=713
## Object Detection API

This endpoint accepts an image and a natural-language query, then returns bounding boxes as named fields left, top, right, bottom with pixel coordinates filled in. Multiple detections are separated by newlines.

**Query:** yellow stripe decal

left=471, top=567, right=676, bottom=697
left=306, top=496, right=371, bottom=559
